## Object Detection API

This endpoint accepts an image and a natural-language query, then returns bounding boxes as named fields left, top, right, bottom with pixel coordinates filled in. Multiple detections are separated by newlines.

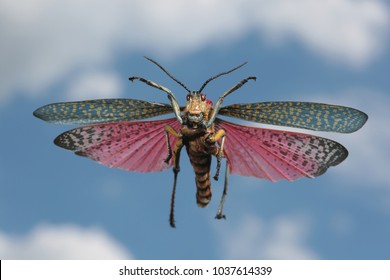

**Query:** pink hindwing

left=215, top=118, right=348, bottom=182
left=54, top=118, right=180, bottom=172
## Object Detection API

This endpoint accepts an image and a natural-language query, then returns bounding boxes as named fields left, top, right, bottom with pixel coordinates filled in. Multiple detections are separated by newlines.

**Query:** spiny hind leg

left=169, top=139, right=183, bottom=228
left=208, top=129, right=226, bottom=180
left=215, top=163, right=229, bottom=220
left=164, top=125, right=181, bottom=164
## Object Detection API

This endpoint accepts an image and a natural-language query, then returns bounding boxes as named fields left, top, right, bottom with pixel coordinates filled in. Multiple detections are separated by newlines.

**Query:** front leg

left=206, top=77, right=256, bottom=127
left=207, top=129, right=226, bottom=180
left=129, top=76, right=183, bottom=124
left=164, top=125, right=181, bottom=164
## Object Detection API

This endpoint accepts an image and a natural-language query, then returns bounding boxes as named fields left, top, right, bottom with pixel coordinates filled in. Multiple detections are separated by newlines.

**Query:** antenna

left=144, top=56, right=191, bottom=93
left=198, top=61, right=247, bottom=93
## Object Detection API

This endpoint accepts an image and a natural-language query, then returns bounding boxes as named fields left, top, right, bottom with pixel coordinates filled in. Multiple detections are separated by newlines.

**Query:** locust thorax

left=183, top=92, right=213, bottom=128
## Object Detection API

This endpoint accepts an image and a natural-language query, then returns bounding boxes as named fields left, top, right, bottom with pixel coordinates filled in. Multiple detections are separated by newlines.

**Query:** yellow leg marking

left=212, top=129, right=226, bottom=181
left=207, top=129, right=226, bottom=157
left=209, top=129, right=225, bottom=142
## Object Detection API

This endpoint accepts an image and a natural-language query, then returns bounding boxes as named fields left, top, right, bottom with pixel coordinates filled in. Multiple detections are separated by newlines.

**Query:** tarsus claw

left=215, top=213, right=226, bottom=220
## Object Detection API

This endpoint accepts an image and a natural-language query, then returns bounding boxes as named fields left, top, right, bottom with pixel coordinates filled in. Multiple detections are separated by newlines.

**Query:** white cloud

left=253, top=0, right=389, bottom=67
left=0, top=224, right=133, bottom=259
left=215, top=214, right=318, bottom=259
left=65, top=71, right=123, bottom=101
left=0, top=0, right=388, bottom=104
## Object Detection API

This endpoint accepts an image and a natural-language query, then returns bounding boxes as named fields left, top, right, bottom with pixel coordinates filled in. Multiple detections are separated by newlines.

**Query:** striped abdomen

left=181, top=125, right=217, bottom=207
left=187, top=149, right=212, bottom=207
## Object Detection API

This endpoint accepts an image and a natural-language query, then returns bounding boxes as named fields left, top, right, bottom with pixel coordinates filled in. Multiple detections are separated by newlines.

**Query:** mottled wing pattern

left=33, top=99, right=174, bottom=125
left=215, top=118, right=348, bottom=182
left=54, top=118, right=180, bottom=172
left=219, top=102, right=368, bottom=133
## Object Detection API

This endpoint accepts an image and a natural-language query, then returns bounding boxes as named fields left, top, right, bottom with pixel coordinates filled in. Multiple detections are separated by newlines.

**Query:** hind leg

left=169, top=138, right=183, bottom=228
left=215, top=163, right=229, bottom=220
left=163, top=125, right=183, bottom=228
left=164, top=125, right=181, bottom=164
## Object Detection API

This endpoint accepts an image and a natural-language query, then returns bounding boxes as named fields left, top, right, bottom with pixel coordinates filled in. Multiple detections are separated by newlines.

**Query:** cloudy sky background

left=1, top=0, right=390, bottom=259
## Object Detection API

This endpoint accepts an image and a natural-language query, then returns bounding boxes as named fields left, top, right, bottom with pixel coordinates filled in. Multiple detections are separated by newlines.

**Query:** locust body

left=179, top=122, right=217, bottom=207
left=33, top=56, right=368, bottom=228
left=162, top=91, right=227, bottom=226
left=168, top=93, right=222, bottom=206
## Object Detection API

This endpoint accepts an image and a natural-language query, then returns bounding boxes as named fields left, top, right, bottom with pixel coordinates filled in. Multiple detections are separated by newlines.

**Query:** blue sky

left=1, top=0, right=390, bottom=259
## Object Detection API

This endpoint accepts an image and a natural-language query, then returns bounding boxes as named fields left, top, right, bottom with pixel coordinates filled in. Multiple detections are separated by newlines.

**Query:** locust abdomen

left=181, top=125, right=217, bottom=207
left=188, top=151, right=212, bottom=207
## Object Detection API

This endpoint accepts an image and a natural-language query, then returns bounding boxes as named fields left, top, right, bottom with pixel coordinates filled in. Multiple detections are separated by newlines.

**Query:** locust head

left=134, top=57, right=247, bottom=127
left=184, top=92, right=213, bottom=127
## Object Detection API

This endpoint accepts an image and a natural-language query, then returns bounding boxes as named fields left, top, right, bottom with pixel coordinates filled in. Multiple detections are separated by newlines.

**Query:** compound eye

left=186, top=94, right=191, bottom=101
left=200, top=94, right=206, bottom=101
